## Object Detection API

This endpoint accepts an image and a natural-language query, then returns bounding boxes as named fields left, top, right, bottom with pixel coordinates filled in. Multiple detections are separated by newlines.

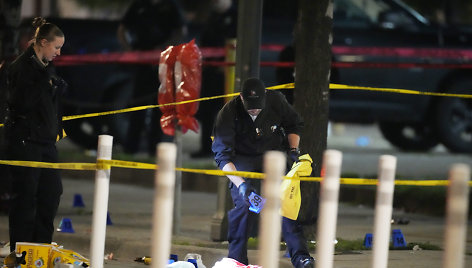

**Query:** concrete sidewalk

left=2, top=124, right=472, bottom=267
left=2, top=177, right=471, bottom=268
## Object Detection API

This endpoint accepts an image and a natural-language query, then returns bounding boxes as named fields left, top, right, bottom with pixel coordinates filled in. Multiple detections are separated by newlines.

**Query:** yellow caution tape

left=394, top=179, right=451, bottom=186
left=266, top=83, right=297, bottom=90
left=330, top=83, right=472, bottom=98
left=0, top=82, right=470, bottom=128
left=176, top=167, right=265, bottom=179
left=59, top=82, right=472, bottom=122
left=97, top=159, right=156, bottom=170
left=0, top=160, right=97, bottom=170
left=271, top=82, right=472, bottom=99
left=295, top=177, right=469, bottom=186
left=0, top=158, right=470, bottom=186
left=95, top=159, right=472, bottom=187
left=62, top=93, right=240, bottom=122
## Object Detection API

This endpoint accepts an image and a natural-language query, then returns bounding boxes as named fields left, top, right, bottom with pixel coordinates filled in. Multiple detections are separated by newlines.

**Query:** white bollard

left=371, top=155, right=397, bottom=268
left=315, top=150, right=342, bottom=268
left=442, top=163, right=470, bottom=268
left=258, top=151, right=286, bottom=268
left=151, top=143, right=177, bottom=268
left=90, top=135, right=113, bottom=268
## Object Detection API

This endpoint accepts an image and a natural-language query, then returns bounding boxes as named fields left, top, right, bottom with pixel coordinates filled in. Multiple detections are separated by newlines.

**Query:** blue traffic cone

left=392, top=229, right=407, bottom=248
left=363, top=233, right=373, bottom=249
left=170, top=254, right=178, bottom=262
left=73, top=194, right=85, bottom=208
left=57, top=218, right=75, bottom=233
left=106, top=212, right=113, bottom=225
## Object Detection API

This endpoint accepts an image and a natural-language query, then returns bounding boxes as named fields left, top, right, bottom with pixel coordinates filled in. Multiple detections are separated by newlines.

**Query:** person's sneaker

left=298, top=257, right=315, bottom=268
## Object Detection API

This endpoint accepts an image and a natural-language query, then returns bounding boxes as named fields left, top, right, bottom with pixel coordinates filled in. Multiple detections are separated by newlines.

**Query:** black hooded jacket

left=212, top=90, right=303, bottom=170
left=5, top=45, right=65, bottom=144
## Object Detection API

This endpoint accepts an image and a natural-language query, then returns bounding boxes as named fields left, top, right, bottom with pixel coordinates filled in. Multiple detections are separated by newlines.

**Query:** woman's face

left=40, top=36, right=65, bottom=62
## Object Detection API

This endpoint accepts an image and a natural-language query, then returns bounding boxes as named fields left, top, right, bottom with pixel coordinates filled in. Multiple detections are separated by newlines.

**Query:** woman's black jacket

left=5, top=45, right=65, bottom=144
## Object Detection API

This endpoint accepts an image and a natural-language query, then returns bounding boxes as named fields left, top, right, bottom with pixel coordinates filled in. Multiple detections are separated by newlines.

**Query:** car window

left=334, top=0, right=418, bottom=30
left=334, top=0, right=374, bottom=27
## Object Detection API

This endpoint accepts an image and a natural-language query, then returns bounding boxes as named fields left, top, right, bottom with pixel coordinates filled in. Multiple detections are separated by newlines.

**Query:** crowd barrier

left=205, top=60, right=472, bottom=69
left=78, top=136, right=470, bottom=267
left=52, top=45, right=472, bottom=66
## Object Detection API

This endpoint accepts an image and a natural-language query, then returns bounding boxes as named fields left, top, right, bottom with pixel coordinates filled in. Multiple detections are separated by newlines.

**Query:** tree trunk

left=293, top=0, right=333, bottom=228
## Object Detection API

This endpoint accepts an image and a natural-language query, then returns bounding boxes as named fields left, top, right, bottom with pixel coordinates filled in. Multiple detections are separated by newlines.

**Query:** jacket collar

left=25, top=45, right=49, bottom=68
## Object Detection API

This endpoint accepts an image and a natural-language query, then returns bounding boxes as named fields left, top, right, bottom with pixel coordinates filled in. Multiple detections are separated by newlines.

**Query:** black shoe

left=298, top=257, right=315, bottom=268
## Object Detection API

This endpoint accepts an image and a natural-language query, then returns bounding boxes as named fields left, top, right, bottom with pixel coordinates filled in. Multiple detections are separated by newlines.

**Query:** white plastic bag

left=212, top=257, right=262, bottom=268
left=184, top=253, right=207, bottom=268
left=167, top=261, right=196, bottom=268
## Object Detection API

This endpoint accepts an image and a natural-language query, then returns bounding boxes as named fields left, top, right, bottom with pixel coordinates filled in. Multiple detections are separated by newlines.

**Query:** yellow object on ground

left=15, top=242, right=89, bottom=267
left=280, top=154, right=313, bottom=220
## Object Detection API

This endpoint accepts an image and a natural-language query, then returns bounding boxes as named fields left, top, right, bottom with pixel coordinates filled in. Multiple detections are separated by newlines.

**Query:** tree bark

left=293, top=0, right=333, bottom=227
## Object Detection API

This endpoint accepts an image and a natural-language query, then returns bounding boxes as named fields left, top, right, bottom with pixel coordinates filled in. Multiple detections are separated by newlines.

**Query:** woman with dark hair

left=5, top=17, right=66, bottom=252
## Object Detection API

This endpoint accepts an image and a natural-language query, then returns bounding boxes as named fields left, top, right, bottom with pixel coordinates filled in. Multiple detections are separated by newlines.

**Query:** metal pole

left=49, top=0, right=58, bottom=17
left=210, top=177, right=233, bottom=241
left=442, top=163, right=470, bottom=268
left=224, top=38, right=237, bottom=102
left=173, top=127, right=182, bottom=235
left=211, top=0, right=264, bottom=241
left=151, top=143, right=177, bottom=268
left=315, top=150, right=342, bottom=268
left=371, top=155, right=397, bottom=268
left=258, top=151, right=285, bottom=268
left=234, top=0, right=263, bottom=90
left=90, top=135, right=113, bottom=268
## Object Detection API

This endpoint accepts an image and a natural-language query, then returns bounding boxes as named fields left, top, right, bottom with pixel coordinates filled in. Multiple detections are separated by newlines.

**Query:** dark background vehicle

left=332, top=0, right=472, bottom=153
left=15, top=0, right=472, bottom=153
left=275, top=0, right=472, bottom=153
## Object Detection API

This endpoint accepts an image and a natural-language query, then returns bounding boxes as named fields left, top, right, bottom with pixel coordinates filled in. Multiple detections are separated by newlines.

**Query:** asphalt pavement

left=1, top=124, right=471, bottom=267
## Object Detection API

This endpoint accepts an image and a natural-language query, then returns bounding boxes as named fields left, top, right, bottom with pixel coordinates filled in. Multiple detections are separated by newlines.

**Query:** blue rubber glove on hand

left=238, top=181, right=255, bottom=206
left=288, top=149, right=301, bottom=167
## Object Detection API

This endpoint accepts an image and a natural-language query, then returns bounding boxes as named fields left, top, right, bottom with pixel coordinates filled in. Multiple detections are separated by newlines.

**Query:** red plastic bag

left=174, top=39, right=202, bottom=134
left=158, top=45, right=181, bottom=136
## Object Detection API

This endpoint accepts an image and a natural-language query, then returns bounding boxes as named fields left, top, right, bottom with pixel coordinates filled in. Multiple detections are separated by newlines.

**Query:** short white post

left=258, top=151, right=285, bottom=268
left=371, top=155, right=397, bottom=268
left=90, top=135, right=113, bottom=268
left=151, top=143, right=177, bottom=268
left=315, top=150, right=342, bottom=268
left=442, top=163, right=470, bottom=268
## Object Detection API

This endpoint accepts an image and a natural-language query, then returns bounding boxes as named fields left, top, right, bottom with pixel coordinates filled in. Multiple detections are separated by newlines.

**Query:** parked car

left=14, top=0, right=472, bottom=153
left=275, top=0, right=472, bottom=153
